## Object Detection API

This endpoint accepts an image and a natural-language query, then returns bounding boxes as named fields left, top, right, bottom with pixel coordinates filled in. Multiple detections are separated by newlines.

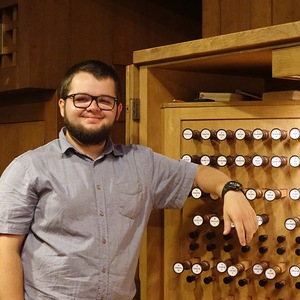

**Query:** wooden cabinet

left=126, top=21, right=300, bottom=299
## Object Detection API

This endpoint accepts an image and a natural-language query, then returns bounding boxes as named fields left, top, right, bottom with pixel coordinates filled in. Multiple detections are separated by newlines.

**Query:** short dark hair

left=60, top=60, right=121, bottom=100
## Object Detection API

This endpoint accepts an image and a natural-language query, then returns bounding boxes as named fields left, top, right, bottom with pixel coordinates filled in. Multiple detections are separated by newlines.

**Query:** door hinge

left=131, top=98, right=140, bottom=121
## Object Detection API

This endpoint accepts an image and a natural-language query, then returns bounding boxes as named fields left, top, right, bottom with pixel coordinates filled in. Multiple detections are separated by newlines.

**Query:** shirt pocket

left=116, top=181, right=142, bottom=219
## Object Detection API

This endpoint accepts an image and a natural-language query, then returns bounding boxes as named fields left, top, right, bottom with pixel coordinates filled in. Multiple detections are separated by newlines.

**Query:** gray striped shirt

left=0, top=128, right=198, bottom=299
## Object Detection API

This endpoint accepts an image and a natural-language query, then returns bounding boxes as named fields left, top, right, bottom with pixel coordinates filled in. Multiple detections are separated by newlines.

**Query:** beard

left=64, top=115, right=113, bottom=145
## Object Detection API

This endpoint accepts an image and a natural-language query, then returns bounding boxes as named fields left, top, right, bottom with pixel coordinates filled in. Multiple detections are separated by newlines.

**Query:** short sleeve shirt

left=0, top=128, right=198, bottom=300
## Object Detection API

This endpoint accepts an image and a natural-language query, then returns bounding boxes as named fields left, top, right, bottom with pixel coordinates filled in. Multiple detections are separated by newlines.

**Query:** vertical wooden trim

left=138, top=66, right=149, bottom=147
left=162, top=107, right=184, bottom=300
left=44, top=90, right=62, bottom=143
left=126, top=64, right=140, bottom=145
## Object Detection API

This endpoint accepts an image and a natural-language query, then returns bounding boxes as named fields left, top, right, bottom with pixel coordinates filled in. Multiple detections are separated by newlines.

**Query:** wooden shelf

left=133, top=21, right=300, bottom=67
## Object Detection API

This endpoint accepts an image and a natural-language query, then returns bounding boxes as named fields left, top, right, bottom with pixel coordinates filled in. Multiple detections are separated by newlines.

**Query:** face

left=58, top=72, right=122, bottom=145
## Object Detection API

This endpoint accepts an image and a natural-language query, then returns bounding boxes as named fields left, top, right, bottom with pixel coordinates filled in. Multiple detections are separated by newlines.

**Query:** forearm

left=0, top=235, right=25, bottom=300
left=0, top=253, right=24, bottom=300
left=193, top=165, right=232, bottom=196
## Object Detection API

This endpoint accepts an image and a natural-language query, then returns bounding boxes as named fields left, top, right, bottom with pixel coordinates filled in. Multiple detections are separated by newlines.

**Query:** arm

left=0, top=234, right=26, bottom=300
left=193, top=165, right=258, bottom=246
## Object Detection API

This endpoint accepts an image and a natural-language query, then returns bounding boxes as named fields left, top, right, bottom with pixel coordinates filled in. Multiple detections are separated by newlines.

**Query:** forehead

left=69, top=72, right=116, bottom=95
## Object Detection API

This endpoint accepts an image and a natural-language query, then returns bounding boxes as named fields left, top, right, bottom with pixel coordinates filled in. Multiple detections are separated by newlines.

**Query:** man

left=0, top=60, right=257, bottom=300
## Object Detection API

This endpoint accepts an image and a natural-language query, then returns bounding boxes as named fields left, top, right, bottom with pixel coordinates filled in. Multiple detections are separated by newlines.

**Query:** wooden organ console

left=162, top=101, right=300, bottom=300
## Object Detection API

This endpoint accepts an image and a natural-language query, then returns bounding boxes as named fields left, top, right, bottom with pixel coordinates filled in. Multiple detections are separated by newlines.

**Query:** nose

left=87, top=98, right=101, bottom=110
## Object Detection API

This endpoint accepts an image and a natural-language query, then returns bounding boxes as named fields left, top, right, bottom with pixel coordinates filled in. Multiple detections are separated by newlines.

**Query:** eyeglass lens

left=73, top=94, right=116, bottom=110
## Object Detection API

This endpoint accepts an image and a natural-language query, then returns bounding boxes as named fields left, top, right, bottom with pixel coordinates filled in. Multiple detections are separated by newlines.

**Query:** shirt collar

left=58, top=127, right=124, bottom=158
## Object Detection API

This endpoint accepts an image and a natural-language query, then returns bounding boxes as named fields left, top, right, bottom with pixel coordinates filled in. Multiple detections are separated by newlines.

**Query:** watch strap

left=221, top=181, right=243, bottom=198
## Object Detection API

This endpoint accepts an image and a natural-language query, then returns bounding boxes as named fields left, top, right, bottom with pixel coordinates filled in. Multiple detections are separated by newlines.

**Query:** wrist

left=221, top=181, right=243, bottom=198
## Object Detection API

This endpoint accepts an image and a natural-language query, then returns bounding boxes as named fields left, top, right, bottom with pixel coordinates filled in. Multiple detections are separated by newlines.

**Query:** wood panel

left=272, top=46, right=300, bottom=80
left=272, top=0, right=300, bottom=25
left=202, top=0, right=300, bottom=37
left=220, top=0, right=251, bottom=35
left=202, top=0, right=221, bottom=38
left=69, top=0, right=114, bottom=66
left=250, top=0, right=272, bottom=29
left=0, top=90, right=60, bottom=172
left=113, top=0, right=201, bottom=65
left=0, top=121, right=45, bottom=174
left=0, top=0, right=71, bottom=91
left=18, top=0, right=70, bottom=89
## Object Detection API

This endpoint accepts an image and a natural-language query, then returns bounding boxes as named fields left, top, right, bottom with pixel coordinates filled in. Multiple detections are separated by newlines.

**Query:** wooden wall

left=0, top=0, right=202, bottom=175
left=202, top=0, right=300, bottom=37
left=112, top=0, right=201, bottom=144
left=0, top=90, right=62, bottom=174
left=0, top=3, right=201, bottom=299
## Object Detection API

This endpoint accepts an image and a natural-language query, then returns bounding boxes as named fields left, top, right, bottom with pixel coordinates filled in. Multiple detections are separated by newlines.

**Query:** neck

left=66, top=130, right=106, bottom=160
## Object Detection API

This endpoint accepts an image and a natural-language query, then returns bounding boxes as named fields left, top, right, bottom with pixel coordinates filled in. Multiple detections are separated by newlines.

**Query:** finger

left=222, top=214, right=233, bottom=237
left=246, top=232, right=254, bottom=244
left=245, top=215, right=259, bottom=244
left=234, top=220, right=247, bottom=246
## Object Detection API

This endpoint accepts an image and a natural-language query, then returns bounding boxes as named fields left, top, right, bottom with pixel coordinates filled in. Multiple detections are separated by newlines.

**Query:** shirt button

left=96, top=185, right=101, bottom=190
left=99, top=211, right=104, bottom=217
left=102, top=238, right=106, bottom=244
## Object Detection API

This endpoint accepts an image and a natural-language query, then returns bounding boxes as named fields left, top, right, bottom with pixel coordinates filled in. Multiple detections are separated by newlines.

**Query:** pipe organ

left=162, top=101, right=300, bottom=300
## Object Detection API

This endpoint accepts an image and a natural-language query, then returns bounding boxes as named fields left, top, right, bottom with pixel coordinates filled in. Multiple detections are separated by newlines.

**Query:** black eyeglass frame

left=65, top=93, right=118, bottom=111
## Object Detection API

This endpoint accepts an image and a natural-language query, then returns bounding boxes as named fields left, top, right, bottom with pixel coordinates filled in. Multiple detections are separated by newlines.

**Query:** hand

left=222, top=191, right=258, bottom=246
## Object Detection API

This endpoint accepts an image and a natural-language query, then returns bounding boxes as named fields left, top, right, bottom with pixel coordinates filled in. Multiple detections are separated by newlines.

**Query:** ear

left=58, top=99, right=66, bottom=118
left=116, top=103, right=123, bottom=121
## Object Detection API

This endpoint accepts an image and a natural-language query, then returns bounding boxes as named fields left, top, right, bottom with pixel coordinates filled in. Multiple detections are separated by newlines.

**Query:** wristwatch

left=221, top=181, right=243, bottom=198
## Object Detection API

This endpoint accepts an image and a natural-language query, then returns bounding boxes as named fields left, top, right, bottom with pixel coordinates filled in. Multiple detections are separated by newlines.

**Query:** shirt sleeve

left=150, top=152, right=198, bottom=209
left=0, top=158, right=38, bottom=234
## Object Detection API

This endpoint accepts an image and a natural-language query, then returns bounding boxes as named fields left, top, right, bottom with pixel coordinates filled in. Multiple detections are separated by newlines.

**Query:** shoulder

left=8, top=139, right=60, bottom=169
left=115, top=143, right=154, bottom=157
left=115, top=143, right=189, bottom=167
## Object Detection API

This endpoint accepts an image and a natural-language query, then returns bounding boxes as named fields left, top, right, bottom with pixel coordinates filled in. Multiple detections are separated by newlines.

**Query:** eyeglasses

left=66, top=93, right=117, bottom=110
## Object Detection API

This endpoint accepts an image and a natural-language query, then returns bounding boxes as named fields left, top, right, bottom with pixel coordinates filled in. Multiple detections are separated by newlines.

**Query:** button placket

left=93, top=165, right=109, bottom=299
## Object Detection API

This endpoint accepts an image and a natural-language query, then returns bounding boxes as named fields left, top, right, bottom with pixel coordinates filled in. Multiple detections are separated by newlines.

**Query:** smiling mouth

left=82, top=117, right=104, bottom=125
left=83, top=114, right=104, bottom=120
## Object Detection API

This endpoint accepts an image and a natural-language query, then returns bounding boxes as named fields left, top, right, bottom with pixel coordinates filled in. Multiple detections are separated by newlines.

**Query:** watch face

left=228, top=181, right=243, bottom=190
